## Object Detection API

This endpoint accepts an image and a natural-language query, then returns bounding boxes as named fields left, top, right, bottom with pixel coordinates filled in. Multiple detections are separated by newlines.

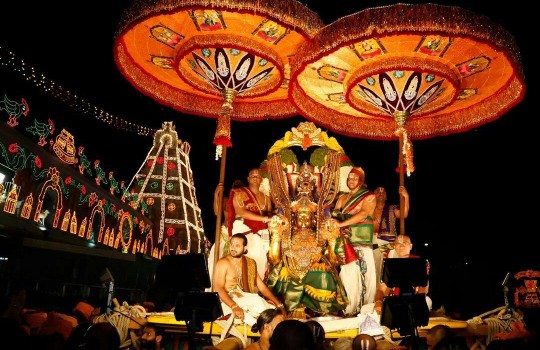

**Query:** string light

left=0, top=44, right=158, bottom=137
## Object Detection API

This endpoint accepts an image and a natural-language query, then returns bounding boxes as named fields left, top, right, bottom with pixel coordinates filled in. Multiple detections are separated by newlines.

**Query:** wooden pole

left=398, top=133, right=405, bottom=236
left=393, top=111, right=408, bottom=236
left=212, top=145, right=227, bottom=291
left=211, top=89, right=236, bottom=291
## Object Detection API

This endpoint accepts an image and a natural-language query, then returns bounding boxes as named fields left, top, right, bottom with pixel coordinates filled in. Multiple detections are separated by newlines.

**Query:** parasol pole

left=212, top=88, right=236, bottom=290
left=212, top=146, right=227, bottom=279
left=393, top=111, right=409, bottom=236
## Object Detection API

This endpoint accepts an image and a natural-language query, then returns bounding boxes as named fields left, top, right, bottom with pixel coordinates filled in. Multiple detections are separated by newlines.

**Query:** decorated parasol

left=113, top=0, right=323, bottom=262
left=290, top=3, right=525, bottom=235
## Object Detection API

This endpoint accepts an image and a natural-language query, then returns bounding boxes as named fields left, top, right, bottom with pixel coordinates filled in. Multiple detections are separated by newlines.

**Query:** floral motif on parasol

left=114, top=0, right=323, bottom=153
left=290, top=3, right=525, bottom=176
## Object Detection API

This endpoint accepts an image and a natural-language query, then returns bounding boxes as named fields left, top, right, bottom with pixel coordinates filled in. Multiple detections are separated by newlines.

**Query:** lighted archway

left=87, top=202, right=106, bottom=241
left=144, top=230, right=154, bottom=256
left=34, top=167, right=63, bottom=228
left=117, top=210, right=133, bottom=252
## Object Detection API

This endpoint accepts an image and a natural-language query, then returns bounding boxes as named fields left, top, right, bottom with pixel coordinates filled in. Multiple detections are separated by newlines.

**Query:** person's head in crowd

left=72, top=301, right=95, bottom=324
left=374, top=187, right=387, bottom=204
left=208, top=336, right=244, bottom=350
left=396, top=336, right=423, bottom=350
left=269, top=319, right=316, bottom=350
left=78, top=322, right=120, bottom=350
left=375, top=339, right=398, bottom=350
left=247, top=168, right=263, bottom=187
left=346, top=167, right=366, bottom=192
left=229, top=233, right=248, bottom=257
left=305, top=320, right=326, bottom=349
left=393, top=234, right=413, bottom=258
left=426, top=324, right=452, bottom=349
left=37, top=311, right=77, bottom=342
left=142, top=301, right=156, bottom=313
left=140, top=324, right=163, bottom=350
left=251, top=308, right=284, bottom=337
left=352, top=333, right=377, bottom=350
left=21, top=309, right=47, bottom=335
left=431, top=335, right=469, bottom=350
left=332, top=336, right=353, bottom=350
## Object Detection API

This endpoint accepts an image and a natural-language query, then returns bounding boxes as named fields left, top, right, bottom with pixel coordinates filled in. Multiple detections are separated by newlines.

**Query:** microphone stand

left=501, top=272, right=511, bottom=314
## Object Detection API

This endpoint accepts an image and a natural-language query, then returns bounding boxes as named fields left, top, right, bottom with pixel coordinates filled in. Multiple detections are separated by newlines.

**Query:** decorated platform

left=146, top=313, right=487, bottom=350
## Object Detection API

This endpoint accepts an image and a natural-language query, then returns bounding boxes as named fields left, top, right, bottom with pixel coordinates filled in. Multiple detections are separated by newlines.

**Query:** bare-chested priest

left=213, top=233, right=285, bottom=325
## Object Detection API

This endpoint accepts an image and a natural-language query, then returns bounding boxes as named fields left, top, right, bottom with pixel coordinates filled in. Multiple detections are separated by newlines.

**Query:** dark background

left=0, top=0, right=536, bottom=318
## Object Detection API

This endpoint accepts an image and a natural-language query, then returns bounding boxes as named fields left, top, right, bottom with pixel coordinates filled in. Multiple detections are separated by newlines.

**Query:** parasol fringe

left=117, top=0, right=324, bottom=39
left=294, top=3, right=523, bottom=79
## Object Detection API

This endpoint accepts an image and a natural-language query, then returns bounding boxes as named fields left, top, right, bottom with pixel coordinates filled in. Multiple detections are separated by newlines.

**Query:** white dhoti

left=220, top=291, right=275, bottom=327
left=215, top=292, right=275, bottom=348
left=339, top=245, right=377, bottom=315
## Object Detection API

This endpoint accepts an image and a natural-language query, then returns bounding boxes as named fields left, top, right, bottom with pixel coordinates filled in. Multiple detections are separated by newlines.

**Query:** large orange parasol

left=290, top=3, right=525, bottom=234
left=113, top=0, right=323, bottom=263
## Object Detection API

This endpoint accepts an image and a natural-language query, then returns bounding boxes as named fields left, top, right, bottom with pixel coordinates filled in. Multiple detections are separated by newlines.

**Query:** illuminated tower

left=129, top=122, right=206, bottom=255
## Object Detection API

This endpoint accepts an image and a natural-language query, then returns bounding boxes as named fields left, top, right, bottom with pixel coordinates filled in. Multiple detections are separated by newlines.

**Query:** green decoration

left=279, top=148, right=298, bottom=169
left=309, top=147, right=330, bottom=169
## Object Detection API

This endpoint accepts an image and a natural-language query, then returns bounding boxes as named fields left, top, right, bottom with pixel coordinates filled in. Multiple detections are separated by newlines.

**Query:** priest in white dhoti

left=332, top=167, right=377, bottom=315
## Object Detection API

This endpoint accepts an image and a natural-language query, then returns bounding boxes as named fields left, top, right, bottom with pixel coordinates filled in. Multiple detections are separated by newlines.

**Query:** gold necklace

left=233, top=258, right=243, bottom=289
left=251, top=189, right=266, bottom=214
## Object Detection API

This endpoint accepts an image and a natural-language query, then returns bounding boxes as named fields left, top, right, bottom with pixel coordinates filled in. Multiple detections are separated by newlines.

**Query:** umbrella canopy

left=291, top=3, right=525, bottom=141
left=114, top=0, right=323, bottom=147
left=289, top=3, right=525, bottom=232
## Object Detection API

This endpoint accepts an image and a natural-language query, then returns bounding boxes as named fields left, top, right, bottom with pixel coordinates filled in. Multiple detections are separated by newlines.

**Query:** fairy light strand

left=0, top=44, right=157, bottom=137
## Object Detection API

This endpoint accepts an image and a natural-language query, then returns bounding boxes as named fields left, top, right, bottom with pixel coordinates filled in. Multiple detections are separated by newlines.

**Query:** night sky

left=0, top=0, right=536, bottom=319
